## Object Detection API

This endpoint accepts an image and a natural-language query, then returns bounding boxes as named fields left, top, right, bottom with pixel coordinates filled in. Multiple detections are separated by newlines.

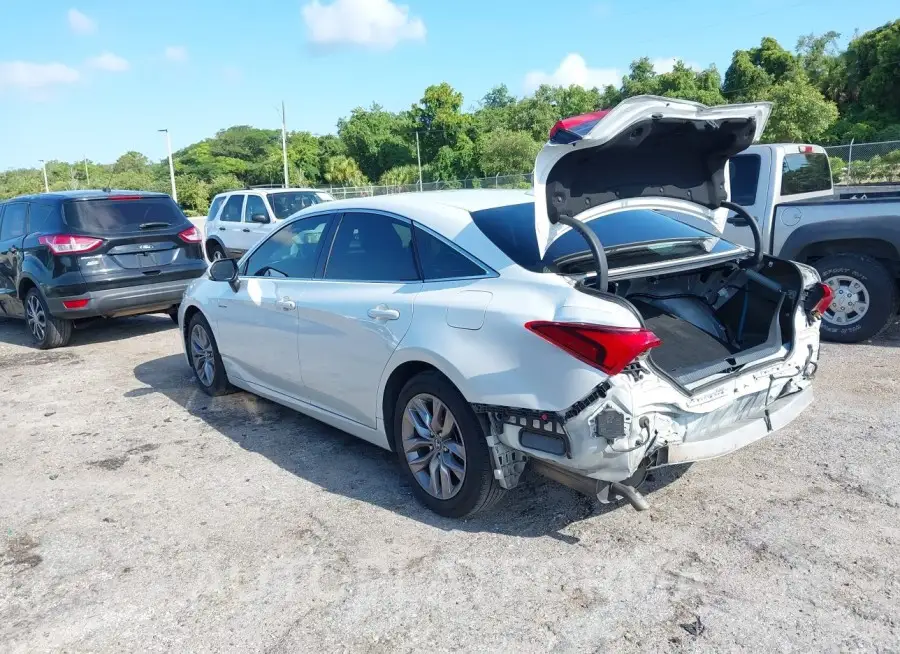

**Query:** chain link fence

left=319, top=173, right=533, bottom=200
left=823, top=140, right=900, bottom=186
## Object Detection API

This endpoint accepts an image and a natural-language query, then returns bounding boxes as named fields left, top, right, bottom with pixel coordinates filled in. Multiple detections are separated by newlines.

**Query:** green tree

left=379, top=164, right=420, bottom=186
left=476, top=129, right=541, bottom=175
left=337, top=104, right=414, bottom=182
left=841, top=20, right=900, bottom=122
left=763, top=79, right=839, bottom=142
left=323, top=156, right=368, bottom=187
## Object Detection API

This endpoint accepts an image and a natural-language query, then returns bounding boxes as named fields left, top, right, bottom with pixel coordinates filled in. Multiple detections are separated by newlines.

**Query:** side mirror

left=250, top=213, right=270, bottom=224
left=209, top=258, right=240, bottom=292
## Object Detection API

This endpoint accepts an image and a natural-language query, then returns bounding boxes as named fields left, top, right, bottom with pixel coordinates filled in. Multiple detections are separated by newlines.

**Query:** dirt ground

left=1, top=314, right=898, bottom=653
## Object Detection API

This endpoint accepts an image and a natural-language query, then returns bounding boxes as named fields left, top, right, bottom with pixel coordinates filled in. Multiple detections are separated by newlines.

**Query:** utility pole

left=38, top=160, right=49, bottom=192
left=158, top=129, right=177, bottom=203
left=415, top=131, right=423, bottom=192
left=281, top=101, right=290, bottom=189
left=83, top=157, right=90, bottom=187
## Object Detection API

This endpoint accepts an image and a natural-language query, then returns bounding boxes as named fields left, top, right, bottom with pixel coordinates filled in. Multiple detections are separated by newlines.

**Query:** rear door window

left=324, top=212, right=419, bottom=282
left=63, top=197, right=189, bottom=234
left=781, top=153, right=832, bottom=196
left=244, top=195, right=269, bottom=222
left=728, top=155, right=761, bottom=206
left=0, top=203, right=27, bottom=240
left=208, top=195, right=226, bottom=220
left=219, top=194, right=244, bottom=222
left=267, top=191, right=325, bottom=219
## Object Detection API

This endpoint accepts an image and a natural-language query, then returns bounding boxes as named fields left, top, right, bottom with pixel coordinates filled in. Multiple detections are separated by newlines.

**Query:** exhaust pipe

left=530, top=459, right=650, bottom=511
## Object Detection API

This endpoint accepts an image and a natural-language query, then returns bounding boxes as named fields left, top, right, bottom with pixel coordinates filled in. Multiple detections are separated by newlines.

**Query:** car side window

left=208, top=195, right=226, bottom=220
left=0, top=203, right=27, bottom=240
left=220, top=194, right=244, bottom=222
left=243, top=214, right=332, bottom=278
left=414, top=226, right=486, bottom=280
left=27, top=203, right=57, bottom=234
left=244, top=195, right=268, bottom=223
left=324, top=212, right=419, bottom=282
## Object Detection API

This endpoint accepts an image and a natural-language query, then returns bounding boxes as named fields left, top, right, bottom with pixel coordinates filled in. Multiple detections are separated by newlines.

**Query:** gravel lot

left=1, top=314, right=898, bottom=653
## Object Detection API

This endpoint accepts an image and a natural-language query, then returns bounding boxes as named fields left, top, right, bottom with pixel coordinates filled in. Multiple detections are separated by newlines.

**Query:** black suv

left=0, top=190, right=207, bottom=348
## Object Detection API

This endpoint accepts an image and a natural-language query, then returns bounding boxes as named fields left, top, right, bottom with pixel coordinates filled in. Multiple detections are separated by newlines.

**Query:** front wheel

left=205, top=241, right=225, bottom=262
left=187, top=313, right=232, bottom=396
left=393, top=371, right=504, bottom=518
left=25, top=289, right=72, bottom=349
left=814, top=253, right=899, bottom=343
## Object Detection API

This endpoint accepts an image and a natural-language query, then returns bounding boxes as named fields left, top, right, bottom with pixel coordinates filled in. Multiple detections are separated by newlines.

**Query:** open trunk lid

left=533, top=95, right=771, bottom=258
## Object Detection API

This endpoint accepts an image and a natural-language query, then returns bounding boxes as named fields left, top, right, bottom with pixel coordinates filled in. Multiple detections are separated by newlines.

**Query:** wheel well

left=381, top=361, right=441, bottom=451
left=181, top=305, right=202, bottom=345
left=799, top=239, right=900, bottom=265
left=17, top=277, right=36, bottom=300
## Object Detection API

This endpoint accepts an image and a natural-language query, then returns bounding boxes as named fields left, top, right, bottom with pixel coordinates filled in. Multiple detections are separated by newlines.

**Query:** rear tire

left=393, top=371, right=504, bottom=518
left=167, top=306, right=179, bottom=325
left=25, top=289, right=72, bottom=349
left=205, top=241, right=225, bottom=262
left=187, top=313, right=232, bottom=396
left=814, top=253, right=899, bottom=343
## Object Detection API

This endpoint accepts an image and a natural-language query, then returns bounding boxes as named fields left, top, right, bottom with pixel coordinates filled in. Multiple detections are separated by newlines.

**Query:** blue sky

left=0, top=0, right=896, bottom=170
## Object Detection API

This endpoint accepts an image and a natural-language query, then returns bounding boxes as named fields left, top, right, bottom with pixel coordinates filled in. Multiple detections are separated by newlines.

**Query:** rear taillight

left=525, top=321, right=661, bottom=376
left=62, top=299, right=89, bottom=309
left=548, top=110, right=610, bottom=140
left=178, top=226, right=202, bottom=243
left=811, top=282, right=835, bottom=317
left=107, top=195, right=144, bottom=201
left=38, top=234, right=104, bottom=255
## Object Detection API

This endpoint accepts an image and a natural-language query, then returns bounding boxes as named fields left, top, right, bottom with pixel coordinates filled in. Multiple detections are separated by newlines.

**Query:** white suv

left=203, top=187, right=334, bottom=260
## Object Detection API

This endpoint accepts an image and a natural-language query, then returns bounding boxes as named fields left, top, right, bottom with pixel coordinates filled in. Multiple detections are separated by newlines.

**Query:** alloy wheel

left=401, top=393, right=467, bottom=500
left=190, top=324, right=216, bottom=387
left=824, top=275, right=870, bottom=326
left=26, top=295, right=46, bottom=342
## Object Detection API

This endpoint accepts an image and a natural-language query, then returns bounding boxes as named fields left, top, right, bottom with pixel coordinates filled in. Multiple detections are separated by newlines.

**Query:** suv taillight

left=526, top=322, right=661, bottom=376
left=178, top=226, right=202, bottom=243
left=38, top=234, right=104, bottom=255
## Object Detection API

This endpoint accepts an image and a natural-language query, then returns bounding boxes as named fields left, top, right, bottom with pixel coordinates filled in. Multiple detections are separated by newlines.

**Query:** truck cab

left=726, top=144, right=900, bottom=342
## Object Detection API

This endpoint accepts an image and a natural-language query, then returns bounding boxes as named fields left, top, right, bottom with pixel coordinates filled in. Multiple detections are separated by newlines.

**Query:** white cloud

left=87, top=52, right=130, bottom=72
left=0, top=61, right=81, bottom=91
left=651, top=57, right=700, bottom=74
left=524, top=54, right=620, bottom=92
left=302, top=0, right=426, bottom=50
left=68, top=8, right=97, bottom=35
left=164, top=46, right=189, bottom=63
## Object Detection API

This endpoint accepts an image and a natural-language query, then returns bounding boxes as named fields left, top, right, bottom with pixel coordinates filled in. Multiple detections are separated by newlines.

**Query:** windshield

left=63, top=197, right=188, bottom=234
left=470, top=202, right=742, bottom=273
left=266, top=191, right=330, bottom=219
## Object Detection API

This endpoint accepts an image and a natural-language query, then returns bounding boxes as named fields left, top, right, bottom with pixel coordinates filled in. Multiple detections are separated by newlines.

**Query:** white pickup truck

left=725, top=144, right=900, bottom=342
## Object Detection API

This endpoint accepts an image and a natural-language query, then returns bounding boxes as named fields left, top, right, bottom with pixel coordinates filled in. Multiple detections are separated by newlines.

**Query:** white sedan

left=178, top=96, right=825, bottom=518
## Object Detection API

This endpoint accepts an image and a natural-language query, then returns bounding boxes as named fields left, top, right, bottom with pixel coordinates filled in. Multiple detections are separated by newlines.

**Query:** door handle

left=218, top=227, right=226, bottom=231
left=368, top=305, right=400, bottom=320
left=242, top=228, right=250, bottom=233
left=276, top=296, right=296, bottom=311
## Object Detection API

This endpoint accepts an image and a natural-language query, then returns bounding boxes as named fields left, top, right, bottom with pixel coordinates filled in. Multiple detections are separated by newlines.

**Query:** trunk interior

left=581, top=256, right=804, bottom=386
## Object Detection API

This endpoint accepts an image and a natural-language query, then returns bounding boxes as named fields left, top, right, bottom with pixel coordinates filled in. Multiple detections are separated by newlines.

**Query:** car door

left=240, top=194, right=272, bottom=252
left=216, top=193, right=246, bottom=257
left=294, top=211, right=422, bottom=427
left=0, top=202, right=27, bottom=316
left=210, top=212, right=335, bottom=399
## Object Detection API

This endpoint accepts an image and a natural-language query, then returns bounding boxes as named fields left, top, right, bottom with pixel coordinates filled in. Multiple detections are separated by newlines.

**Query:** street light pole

left=158, top=129, right=178, bottom=203
left=415, top=131, right=423, bottom=192
left=281, top=101, right=290, bottom=189
left=83, top=157, right=90, bottom=187
left=38, top=160, right=49, bottom=192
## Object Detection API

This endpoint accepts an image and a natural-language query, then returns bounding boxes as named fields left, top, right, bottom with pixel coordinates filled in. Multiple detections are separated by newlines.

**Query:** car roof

left=214, top=187, right=325, bottom=197
left=318, top=189, right=532, bottom=217
left=1, top=189, right=169, bottom=204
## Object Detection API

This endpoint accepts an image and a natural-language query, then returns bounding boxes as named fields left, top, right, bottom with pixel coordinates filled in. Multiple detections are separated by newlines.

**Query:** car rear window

left=728, top=154, right=761, bottom=206
left=780, top=153, right=832, bottom=196
left=470, top=202, right=740, bottom=273
left=63, top=197, right=189, bottom=234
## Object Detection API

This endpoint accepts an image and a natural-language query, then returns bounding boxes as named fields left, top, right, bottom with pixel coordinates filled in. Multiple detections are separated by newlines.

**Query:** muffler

left=530, top=459, right=650, bottom=511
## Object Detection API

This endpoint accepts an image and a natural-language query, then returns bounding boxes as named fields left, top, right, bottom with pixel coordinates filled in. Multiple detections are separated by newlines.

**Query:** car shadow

left=131, top=354, right=691, bottom=539
left=871, top=318, right=900, bottom=348
left=0, top=314, right=176, bottom=348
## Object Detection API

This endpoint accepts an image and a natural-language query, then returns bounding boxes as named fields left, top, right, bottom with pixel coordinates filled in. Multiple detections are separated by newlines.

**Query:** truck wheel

left=814, top=253, right=899, bottom=343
